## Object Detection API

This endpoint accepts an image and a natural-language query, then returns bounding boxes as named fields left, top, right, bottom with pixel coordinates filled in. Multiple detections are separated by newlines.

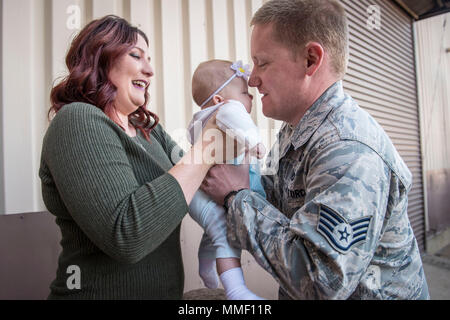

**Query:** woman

left=39, top=15, right=216, bottom=299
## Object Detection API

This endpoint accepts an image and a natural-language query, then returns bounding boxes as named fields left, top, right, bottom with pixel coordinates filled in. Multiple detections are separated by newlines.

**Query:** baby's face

left=224, top=78, right=253, bottom=113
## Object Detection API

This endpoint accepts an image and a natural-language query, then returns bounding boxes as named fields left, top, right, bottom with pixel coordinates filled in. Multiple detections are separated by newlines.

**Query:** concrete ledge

left=426, top=227, right=450, bottom=254
left=422, top=254, right=450, bottom=270
left=422, top=253, right=450, bottom=300
left=0, top=211, right=61, bottom=299
left=183, top=288, right=226, bottom=300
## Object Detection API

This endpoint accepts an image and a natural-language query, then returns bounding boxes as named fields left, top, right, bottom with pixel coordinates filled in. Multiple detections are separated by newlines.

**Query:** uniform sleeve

left=260, top=174, right=276, bottom=207
left=41, top=105, right=189, bottom=264
left=226, top=140, right=391, bottom=299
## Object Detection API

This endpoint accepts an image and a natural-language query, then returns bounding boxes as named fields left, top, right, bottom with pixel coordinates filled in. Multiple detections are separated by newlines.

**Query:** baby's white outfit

left=187, top=100, right=266, bottom=286
left=188, top=99, right=262, bottom=151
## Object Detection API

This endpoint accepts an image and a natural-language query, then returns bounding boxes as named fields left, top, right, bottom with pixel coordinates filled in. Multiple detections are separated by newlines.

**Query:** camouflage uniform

left=226, top=81, right=430, bottom=299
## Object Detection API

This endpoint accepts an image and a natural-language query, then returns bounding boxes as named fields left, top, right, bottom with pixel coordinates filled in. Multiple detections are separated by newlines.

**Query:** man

left=201, top=0, right=429, bottom=299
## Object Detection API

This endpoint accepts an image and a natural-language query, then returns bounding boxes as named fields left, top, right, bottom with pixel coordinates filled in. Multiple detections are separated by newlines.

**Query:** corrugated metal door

left=341, top=0, right=425, bottom=250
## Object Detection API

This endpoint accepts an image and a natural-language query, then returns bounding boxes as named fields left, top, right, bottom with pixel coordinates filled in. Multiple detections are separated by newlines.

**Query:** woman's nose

left=142, top=61, right=154, bottom=78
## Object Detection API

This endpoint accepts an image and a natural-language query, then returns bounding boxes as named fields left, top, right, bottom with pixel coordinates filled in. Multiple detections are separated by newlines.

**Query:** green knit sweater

left=39, top=102, right=189, bottom=299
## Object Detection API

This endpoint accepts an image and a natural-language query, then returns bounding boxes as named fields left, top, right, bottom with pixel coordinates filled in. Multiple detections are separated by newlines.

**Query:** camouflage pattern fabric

left=226, top=81, right=430, bottom=299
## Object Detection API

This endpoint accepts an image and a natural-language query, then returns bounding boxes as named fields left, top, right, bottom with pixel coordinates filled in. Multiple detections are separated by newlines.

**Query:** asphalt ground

left=422, top=244, right=450, bottom=300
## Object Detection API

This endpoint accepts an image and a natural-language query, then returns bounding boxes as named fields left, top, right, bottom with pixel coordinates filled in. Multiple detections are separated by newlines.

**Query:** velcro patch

left=317, top=204, right=372, bottom=254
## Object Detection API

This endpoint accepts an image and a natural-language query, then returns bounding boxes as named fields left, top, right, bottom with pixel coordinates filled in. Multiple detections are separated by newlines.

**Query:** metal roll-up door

left=340, top=0, right=425, bottom=250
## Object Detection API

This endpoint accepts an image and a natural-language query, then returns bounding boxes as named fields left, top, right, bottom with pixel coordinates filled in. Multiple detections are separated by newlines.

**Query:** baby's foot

left=225, top=285, right=265, bottom=300
left=220, top=267, right=265, bottom=300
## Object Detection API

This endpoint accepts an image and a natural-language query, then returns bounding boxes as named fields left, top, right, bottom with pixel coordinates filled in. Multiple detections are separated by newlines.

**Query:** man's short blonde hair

left=192, top=60, right=235, bottom=107
left=251, top=0, right=349, bottom=78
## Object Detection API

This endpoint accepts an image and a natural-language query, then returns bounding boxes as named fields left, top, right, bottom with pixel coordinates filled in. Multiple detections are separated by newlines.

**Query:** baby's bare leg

left=216, top=257, right=241, bottom=275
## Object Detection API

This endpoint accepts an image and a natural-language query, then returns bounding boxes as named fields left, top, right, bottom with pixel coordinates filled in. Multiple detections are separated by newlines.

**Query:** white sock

left=219, top=267, right=265, bottom=300
left=199, top=258, right=219, bottom=289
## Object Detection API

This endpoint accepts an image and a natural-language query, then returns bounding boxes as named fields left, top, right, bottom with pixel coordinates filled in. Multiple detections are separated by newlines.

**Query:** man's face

left=248, top=23, right=307, bottom=124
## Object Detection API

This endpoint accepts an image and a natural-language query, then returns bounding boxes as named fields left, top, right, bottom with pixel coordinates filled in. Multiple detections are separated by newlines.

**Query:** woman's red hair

left=49, top=15, right=159, bottom=140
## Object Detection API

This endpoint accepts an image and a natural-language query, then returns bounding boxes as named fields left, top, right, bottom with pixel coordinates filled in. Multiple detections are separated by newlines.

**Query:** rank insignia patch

left=317, top=204, right=372, bottom=254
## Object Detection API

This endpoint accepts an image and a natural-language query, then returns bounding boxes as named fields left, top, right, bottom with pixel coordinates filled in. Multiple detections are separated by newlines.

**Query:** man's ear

left=212, top=95, right=225, bottom=105
left=304, top=42, right=324, bottom=77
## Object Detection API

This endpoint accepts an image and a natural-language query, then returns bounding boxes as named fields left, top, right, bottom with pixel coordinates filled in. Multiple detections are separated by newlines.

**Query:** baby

left=187, top=60, right=266, bottom=300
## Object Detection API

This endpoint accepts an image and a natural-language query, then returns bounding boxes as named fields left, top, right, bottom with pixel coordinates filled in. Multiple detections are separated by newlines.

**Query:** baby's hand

left=249, top=143, right=266, bottom=160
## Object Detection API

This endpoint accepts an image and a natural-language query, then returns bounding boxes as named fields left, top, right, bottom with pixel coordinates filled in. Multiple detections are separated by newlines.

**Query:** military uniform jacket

left=226, top=81, right=429, bottom=299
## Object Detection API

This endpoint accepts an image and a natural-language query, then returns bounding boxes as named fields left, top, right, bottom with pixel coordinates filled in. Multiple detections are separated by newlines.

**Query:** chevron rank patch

left=317, top=204, right=372, bottom=254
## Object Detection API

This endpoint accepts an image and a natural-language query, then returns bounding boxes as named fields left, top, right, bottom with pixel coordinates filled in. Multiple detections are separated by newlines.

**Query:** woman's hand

left=167, top=109, right=229, bottom=204
left=167, top=114, right=220, bottom=204
left=249, top=142, right=266, bottom=160
left=168, top=107, right=248, bottom=205
left=200, top=110, right=247, bottom=165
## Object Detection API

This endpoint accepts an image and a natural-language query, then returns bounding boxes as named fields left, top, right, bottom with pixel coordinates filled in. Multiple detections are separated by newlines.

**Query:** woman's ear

left=304, top=42, right=324, bottom=77
left=212, top=95, right=225, bottom=105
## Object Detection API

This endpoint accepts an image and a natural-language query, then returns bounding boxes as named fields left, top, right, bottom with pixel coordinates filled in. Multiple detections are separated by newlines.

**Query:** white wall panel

left=52, top=0, right=84, bottom=81
left=248, top=0, right=276, bottom=157
left=160, top=0, right=186, bottom=133
left=130, top=0, right=152, bottom=38
left=92, top=0, right=123, bottom=18
left=0, top=0, right=4, bottom=213
left=211, top=0, right=231, bottom=60
left=2, top=0, right=52, bottom=214
left=232, top=0, right=249, bottom=61
left=130, top=0, right=164, bottom=121
left=92, top=0, right=113, bottom=18
left=415, top=13, right=450, bottom=237
left=187, top=0, right=208, bottom=117
left=2, top=0, right=35, bottom=214
left=32, top=0, right=52, bottom=212
left=179, top=0, right=212, bottom=293
left=415, top=13, right=450, bottom=172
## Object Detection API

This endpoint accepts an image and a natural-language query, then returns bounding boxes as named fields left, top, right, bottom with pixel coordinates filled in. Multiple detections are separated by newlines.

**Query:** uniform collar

left=289, top=81, right=344, bottom=149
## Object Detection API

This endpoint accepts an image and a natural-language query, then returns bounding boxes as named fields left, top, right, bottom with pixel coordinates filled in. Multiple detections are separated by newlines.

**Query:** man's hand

left=249, top=143, right=266, bottom=160
left=201, top=163, right=250, bottom=206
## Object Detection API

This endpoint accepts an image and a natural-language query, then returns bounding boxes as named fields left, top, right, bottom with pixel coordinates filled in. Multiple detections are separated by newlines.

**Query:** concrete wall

left=0, top=212, right=61, bottom=299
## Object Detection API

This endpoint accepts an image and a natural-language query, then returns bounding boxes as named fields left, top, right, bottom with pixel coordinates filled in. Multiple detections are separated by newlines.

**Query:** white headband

left=200, top=60, right=251, bottom=108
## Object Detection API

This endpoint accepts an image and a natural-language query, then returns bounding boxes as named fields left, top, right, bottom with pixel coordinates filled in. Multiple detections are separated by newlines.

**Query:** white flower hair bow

left=231, top=60, right=251, bottom=81
left=200, top=60, right=252, bottom=107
